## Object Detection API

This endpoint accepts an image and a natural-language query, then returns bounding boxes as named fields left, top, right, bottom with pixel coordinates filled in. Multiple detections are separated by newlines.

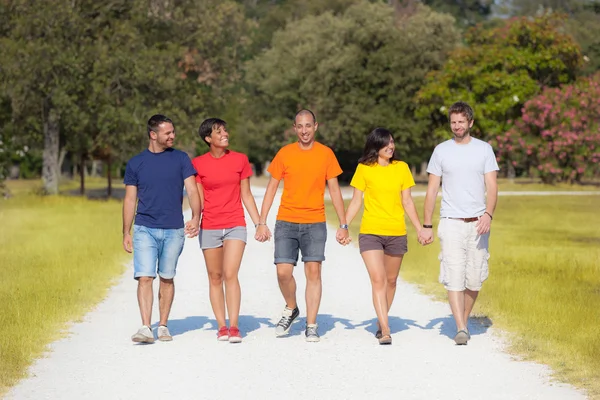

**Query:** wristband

left=484, top=212, right=493, bottom=220
left=255, top=223, right=267, bottom=228
left=422, top=224, right=433, bottom=229
left=339, top=224, right=349, bottom=229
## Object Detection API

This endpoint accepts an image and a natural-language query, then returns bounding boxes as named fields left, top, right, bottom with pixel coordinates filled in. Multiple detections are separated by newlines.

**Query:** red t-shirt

left=192, top=150, right=253, bottom=229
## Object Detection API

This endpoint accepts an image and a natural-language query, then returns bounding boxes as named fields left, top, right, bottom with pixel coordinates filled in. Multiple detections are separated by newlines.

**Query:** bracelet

left=422, top=224, right=433, bottom=229
left=484, top=211, right=493, bottom=220
left=255, top=223, right=267, bottom=228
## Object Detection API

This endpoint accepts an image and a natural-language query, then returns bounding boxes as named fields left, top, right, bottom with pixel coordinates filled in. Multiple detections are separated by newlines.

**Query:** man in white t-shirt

left=419, top=101, right=499, bottom=345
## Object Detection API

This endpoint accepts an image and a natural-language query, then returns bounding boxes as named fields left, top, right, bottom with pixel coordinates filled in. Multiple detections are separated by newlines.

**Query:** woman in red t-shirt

left=192, top=118, right=267, bottom=343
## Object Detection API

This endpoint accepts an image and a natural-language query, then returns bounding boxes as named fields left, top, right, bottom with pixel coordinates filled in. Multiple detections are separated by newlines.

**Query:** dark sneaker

left=454, top=330, right=469, bottom=345
left=305, top=324, right=320, bottom=342
left=275, top=306, right=299, bottom=337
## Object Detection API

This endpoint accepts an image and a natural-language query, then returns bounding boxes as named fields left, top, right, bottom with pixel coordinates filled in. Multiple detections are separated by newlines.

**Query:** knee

left=208, top=272, right=223, bottom=285
left=160, top=277, right=174, bottom=285
left=387, top=276, right=398, bottom=289
left=138, top=277, right=153, bottom=287
left=305, top=267, right=321, bottom=282
left=223, top=271, right=239, bottom=283
left=277, top=269, right=293, bottom=283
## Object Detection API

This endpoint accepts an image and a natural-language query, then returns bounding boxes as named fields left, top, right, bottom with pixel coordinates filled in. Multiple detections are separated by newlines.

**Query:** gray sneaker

left=454, top=329, right=469, bottom=345
left=157, top=325, right=173, bottom=342
left=131, top=325, right=154, bottom=344
left=275, top=306, right=300, bottom=337
left=305, top=324, right=320, bottom=342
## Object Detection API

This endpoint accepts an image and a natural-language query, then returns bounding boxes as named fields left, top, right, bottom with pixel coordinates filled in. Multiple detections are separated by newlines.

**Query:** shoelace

left=278, top=315, right=293, bottom=327
left=306, top=326, right=318, bottom=336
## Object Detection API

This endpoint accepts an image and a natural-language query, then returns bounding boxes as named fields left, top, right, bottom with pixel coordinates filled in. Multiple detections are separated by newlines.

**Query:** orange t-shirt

left=268, top=142, right=342, bottom=223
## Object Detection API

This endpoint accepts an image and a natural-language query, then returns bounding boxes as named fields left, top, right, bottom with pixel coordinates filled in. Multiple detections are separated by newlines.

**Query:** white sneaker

left=157, top=325, right=173, bottom=342
left=131, top=326, right=154, bottom=344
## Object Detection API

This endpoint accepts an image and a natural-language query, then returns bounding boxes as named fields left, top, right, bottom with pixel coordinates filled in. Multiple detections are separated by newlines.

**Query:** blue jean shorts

left=133, top=224, right=185, bottom=279
left=274, top=220, right=327, bottom=265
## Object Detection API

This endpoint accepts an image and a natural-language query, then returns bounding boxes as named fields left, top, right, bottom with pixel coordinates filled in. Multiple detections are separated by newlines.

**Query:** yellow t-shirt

left=350, top=161, right=415, bottom=236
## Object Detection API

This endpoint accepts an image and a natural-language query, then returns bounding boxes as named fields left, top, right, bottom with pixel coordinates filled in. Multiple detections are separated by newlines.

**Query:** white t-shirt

left=427, top=137, right=499, bottom=218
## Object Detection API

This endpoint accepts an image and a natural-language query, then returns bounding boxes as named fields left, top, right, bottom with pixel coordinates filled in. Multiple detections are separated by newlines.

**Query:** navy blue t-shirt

left=124, top=148, right=196, bottom=229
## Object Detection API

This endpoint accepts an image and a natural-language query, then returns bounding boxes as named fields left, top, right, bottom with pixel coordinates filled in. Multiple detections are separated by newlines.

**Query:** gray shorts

left=358, top=234, right=408, bottom=255
left=274, top=220, right=327, bottom=265
left=199, top=226, right=247, bottom=249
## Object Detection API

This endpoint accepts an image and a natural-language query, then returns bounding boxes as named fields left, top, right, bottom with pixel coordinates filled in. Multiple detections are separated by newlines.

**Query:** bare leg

left=361, top=250, right=389, bottom=335
left=276, top=263, right=297, bottom=310
left=463, top=289, right=479, bottom=329
left=304, top=261, right=322, bottom=325
left=222, top=240, right=245, bottom=327
left=384, top=254, right=403, bottom=311
left=448, top=290, right=467, bottom=331
left=137, top=277, right=154, bottom=326
left=203, top=247, right=226, bottom=328
left=158, top=277, right=174, bottom=326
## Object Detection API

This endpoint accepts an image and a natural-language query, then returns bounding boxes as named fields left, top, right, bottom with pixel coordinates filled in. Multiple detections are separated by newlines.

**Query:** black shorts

left=358, top=234, right=408, bottom=255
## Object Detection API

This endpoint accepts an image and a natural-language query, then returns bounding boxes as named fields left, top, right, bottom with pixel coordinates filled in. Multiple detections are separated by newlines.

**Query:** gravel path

left=7, top=187, right=586, bottom=400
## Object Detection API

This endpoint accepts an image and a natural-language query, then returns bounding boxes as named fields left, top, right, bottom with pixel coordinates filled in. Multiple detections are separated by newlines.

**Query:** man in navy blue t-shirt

left=123, top=114, right=201, bottom=344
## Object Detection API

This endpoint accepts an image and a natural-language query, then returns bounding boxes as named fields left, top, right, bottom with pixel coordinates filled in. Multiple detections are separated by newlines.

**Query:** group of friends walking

left=122, top=101, right=499, bottom=346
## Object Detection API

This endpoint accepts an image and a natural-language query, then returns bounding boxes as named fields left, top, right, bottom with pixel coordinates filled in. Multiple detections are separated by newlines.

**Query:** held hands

left=184, top=217, right=200, bottom=238
left=418, top=227, right=434, bottom=246
left=336, top=228, right=351, bottom=246
left=255, top=224, right=272, bottom=242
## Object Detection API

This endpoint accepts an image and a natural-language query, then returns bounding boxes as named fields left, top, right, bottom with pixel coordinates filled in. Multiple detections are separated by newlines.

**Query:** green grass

left=0, top=181, right=126, bottom=394
left=327, top=194, right=600, bottom=398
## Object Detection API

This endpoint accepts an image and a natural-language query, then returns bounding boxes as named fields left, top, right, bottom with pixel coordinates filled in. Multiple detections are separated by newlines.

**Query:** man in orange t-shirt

left=255, top=109, right=349, bottom=342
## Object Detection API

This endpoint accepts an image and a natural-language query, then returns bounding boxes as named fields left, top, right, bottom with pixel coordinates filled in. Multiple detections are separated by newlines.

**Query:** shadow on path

left=157, top=314, right=277, bottom=337
left=423, top=315, right=493, bottom=339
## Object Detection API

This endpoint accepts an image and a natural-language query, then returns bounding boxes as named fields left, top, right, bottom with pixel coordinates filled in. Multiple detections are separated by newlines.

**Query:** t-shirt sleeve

left=181, top=153, right=197, bottom=180
left=325, top=148, right=343, bottom=180
left=191, top=157, right=202, bottom=183
left=399, top=162, right=416, bottom=191
left=240, top=154, right=253, bottom=180
left=484, top=143, right=500, bottom=173
left=267, top=150, right=284, bottom=180
left=123, top=160, right=137, bottom=186
left=426, top=146, right=442, bottom=176
left=350, top=164, right=366, bottom=191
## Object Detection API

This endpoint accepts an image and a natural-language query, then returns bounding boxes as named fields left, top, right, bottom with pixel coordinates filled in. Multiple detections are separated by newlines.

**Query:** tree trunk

left=420, top=161, right=428, bottom=178
left=107, top=152, right=112, bottom=198
left=79, top=152, right=86, bottom=195
left=42, top=97, right=60, bottom=195
left=58, top=147, right=67, bottom=177
left=506, top=160, right=516, bottom=181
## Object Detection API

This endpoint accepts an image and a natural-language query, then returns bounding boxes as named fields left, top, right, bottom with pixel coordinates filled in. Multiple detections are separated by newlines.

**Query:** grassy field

left=0, top=180, right=127, bottom=395
left=326, top=194, right=600, bottom=398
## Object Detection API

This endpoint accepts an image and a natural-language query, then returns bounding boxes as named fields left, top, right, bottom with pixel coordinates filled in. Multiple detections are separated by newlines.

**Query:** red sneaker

left=217, top=326, right=229, bottom=341
left=229, top=326, right=242, bottom=343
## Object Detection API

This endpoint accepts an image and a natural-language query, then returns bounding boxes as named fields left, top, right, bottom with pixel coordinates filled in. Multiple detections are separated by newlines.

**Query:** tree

left=421, top=0, right=493, bottom=27
left=244, top=2, right=460, bottom=174
left=416, top=14, right=582, bottom=177
left=494, top=73, right=600, bottom=183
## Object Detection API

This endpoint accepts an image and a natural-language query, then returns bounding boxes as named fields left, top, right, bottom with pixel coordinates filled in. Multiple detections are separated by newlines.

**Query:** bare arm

left=401, top=187, right=422, bottom=233
left=477, top=170, right=498, bottom=235
left=240, top=178, right=261, bottom=226
left=327, top=177, right=349, bottom=244
left=196, top=181, right=205, bottom=213
left=344, top=188, right=363, bottom=226
left=122, top=185, right=137, bottom=253
left=420, top=173, right=441, bottom=244
left=255, top=176, right=280, bottom=241
left=184, top=175, right=201, bottom=238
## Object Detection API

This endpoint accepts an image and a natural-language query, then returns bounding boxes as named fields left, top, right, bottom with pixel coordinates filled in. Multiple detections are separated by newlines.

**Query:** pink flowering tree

left=495, top=73, right=600, bottom=184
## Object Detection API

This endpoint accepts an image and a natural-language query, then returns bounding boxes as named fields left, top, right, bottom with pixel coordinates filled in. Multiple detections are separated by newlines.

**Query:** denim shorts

left=437, top=218, right=490, bottom=291
left=274, top=220, right=327, bottom=265
left=199, top=226, right=247, bottom=249
left=133, top=225, right=185, bottom=280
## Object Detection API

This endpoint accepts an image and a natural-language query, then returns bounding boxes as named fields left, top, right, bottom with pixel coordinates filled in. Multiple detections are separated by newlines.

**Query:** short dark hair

left=147, top=114, right=174, bottom=137
left=294, top=109, right=316, bottom=124
left=448, top=101, right=474, bottom=121
left=357, top=128, right=399, bottom=166
left=198, top=118, right=226, bottom=147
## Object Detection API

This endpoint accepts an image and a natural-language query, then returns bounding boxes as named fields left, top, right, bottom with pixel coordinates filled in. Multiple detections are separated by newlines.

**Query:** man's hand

left=255, top=224, right=271, bottom=242
left=336, top=228, right=350, bottom=246
left=418, top=228, right=434, bottom=246
left=184, top=217, right=200, bottom=238
left=123, top=233, right=133, bottom=253
left=476, top=213, right=492, bottom=235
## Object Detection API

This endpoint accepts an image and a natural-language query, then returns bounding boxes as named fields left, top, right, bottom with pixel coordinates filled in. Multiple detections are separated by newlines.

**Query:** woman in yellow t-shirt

left=345, top=128, right=424, bottom=345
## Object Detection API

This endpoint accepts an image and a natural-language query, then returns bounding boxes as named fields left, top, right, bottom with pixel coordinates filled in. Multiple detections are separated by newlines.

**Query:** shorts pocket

left=437, top=252, right=446, bottom=285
